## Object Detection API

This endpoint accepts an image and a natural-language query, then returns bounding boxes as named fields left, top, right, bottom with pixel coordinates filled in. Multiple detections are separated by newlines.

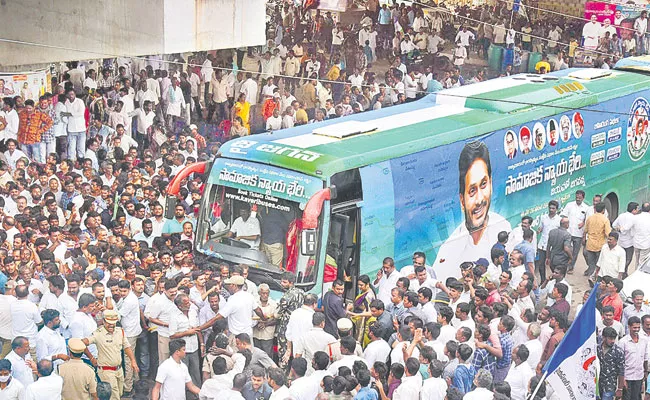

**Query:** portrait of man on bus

left=560, top=115, right=571, bottom=142
left=504, top=130, right=518, bottom=159
left=573, top=112, right=584, bottom=138
left=547, top=119, right=558, bottom=146
left=534, top=122, right=546, bottom=150
left=519, top=126, right=532, bottom=154
left=433, top=141, right=511, bottom=280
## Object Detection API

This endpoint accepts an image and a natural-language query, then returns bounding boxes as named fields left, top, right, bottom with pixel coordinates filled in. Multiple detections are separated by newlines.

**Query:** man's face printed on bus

left=460, top=158, right=492, bottom=232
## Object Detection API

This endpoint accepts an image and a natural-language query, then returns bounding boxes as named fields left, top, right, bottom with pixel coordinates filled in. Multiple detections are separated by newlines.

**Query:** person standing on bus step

left=612, top=202, right=640, bottom=278
left=631, top=202, right=650, bottom=267
left=536, top=200, right=561, bottom=281
left=83, top=309, right=139, bottom=400
left=373, top=257, right=401, bottom=306
left=583, top=203, right=612, bottom=277
left=561, top=190, right=590, bottom=273
left=276, top=272, right=304, bottom=368
left=434, top=141, right=511, bottom=281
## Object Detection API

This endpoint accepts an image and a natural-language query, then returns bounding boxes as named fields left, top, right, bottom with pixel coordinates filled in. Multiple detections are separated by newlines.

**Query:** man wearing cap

left=326, top=318, right=364, bottom=362
left=213, top=275, right=267, bottom=329
left=59, top=338, right=98, bottom=400
left=83, top=309, right=139, bottom=400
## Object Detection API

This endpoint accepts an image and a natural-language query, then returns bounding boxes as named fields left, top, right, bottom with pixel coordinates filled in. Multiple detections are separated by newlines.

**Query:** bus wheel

left=604, top=192, right=619, bottom=223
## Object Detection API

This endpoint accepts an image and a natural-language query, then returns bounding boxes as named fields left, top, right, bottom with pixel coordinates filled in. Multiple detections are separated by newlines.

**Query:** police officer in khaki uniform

left=326, top=318, right=364, bottom=361
left=82, top=310, right=139, bottom=400
left=59, top=338, right=98, bottom=400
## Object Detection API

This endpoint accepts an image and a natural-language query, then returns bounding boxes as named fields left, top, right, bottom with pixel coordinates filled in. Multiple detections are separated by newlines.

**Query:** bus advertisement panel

left=360, top=90, right=649, bottom=280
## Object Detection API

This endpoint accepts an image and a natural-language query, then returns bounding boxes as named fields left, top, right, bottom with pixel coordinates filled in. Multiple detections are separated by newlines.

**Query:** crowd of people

left=1, top=0, right=650, bottom=400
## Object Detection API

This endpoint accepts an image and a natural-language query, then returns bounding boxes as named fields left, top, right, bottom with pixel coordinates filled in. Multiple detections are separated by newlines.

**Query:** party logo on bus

left=627, top=97, right=650, bottom=161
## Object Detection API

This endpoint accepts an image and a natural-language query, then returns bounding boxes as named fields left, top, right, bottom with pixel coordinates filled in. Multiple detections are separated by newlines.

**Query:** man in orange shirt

left=17, top=98, right=53, bottom=164
left=601, top=277, right=624, bottom=321
left=583, top=202, right=612, bottom=277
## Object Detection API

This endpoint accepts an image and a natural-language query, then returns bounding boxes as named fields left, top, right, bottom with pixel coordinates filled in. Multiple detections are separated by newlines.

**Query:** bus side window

left=331, top=169, right=363, bottom=204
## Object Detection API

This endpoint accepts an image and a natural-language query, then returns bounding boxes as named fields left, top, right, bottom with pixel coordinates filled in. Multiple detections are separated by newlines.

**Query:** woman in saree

left=348, top=274, right=376, bottom=346
left=231, top=92, right=251, bottom=134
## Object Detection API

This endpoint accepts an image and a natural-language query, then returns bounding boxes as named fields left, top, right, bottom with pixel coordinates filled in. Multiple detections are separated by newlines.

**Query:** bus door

left=326, top=169, right=363, bottom=301
left=326, top=205, right=361, bottom=302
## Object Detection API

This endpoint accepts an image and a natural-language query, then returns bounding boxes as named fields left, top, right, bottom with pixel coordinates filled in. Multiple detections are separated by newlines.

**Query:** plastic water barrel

left=488, top=44, right=504, bottom=72
left=528, top=52, right=543, bottom=73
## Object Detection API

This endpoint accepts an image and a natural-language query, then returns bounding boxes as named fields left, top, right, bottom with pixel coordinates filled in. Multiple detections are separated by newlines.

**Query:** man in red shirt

left=17, top=98, right=53, bottom=164
left=601, top=277, right=624, bottom=321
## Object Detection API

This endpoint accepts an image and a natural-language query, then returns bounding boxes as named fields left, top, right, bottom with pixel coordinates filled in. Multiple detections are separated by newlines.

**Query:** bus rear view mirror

left=301, top=229, right=317, bottom=256
left=165, top=197, right=177, bottom=220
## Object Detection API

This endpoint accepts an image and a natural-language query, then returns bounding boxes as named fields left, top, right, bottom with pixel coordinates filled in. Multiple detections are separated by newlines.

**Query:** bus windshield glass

left=196, top=159, right=324, bottom=287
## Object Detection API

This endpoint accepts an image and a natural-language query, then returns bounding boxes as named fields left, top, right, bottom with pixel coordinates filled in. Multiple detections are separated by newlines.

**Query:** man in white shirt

left=4, top=336, right=35, bottom=388
left=595, top=232, right=626, bottom=280
left=421, top=359, right=447, bottom=399
left=363, top=323, right=391, bottom=366
left=328, top=336, right=369, bottom=375
left=152, top=339, right=201, bottom=400
left=562, top=190, right=590, bottom=271
left=268, top=367, right=291, bottom=400
left=613, top=202, right=639, bottom=277
left=35, top=310, right=68, bottom=367
left=145, top=280, right=177, bottom=364
left=117, top=280, right=143, bottom=394
left=265, top=108, right=282, bottom=131
left=286, top=295, right=318, bottom=358
left=38, top=276, right=77, bottom=339
left=0, top=98, right=20, bottom=144
left=211, top=276, right=267, bottom=337
left=287, top=358, right=316, bottom=400
left=505, top=345, right=535, bottom=400
left=632, top=202, right=650, bottom=265
left=63, top=89, right=87, bottom=162
left=240, top=73, right=259, bottom=106
left=68, top=294, right=98, bottom=360
left=11, top=285, right=42, bottom=358
left=227, top=205, right=261, bottom=250
left=393, top=357, right=423, bottom=400
left=373, top=257, right=401, bottom=306
left=25, top=360, right=62, bottom=400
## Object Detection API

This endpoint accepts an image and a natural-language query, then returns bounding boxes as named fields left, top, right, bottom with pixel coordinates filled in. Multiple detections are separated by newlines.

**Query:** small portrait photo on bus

left=533, top=122, right=546, bottom=150
left=519, top=126, right=532, bottom=154
left=560, top=115, right=571, bottom=142
left=547, top=119, right=558, bottom=146
left=504, top=130, right=518, bottom=159
left=573, top=112, right=584, bottom=138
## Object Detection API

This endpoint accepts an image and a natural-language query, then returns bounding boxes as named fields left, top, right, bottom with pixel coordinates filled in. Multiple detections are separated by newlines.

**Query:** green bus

left=173, top=57, right=650, bottom=297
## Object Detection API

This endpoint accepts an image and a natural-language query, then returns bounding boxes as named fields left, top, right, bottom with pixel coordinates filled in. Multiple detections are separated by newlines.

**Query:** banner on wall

left=585, top=1, right=650, bottom=39
left=0, top=70, right=51, bottom=101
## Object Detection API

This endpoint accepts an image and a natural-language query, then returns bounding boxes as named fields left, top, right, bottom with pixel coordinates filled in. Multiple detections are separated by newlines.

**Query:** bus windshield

left=196, top=183, right=319, bottom=287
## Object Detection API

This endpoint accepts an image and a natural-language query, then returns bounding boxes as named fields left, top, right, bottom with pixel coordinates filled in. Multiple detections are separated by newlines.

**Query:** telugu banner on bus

left=0, top=70, right=51, bottom=100
left=360, top=89, right=648, bottom=280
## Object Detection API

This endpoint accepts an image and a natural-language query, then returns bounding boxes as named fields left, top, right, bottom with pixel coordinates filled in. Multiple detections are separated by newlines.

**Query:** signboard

left=0, top=70, right=50, bottom=100
left=318, top=0, right=349, bottom=12
left=585, top=1, right=647, bottom=39
left=209, top=158, right=323, bottom=206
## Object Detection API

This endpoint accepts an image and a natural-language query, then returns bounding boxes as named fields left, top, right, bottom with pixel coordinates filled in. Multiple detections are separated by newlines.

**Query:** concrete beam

left=0, top=0, right=266, bottom=67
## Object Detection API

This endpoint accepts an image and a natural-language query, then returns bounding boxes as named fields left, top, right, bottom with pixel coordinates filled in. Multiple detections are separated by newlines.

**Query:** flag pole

left=527, top=371, right=547, bottom=400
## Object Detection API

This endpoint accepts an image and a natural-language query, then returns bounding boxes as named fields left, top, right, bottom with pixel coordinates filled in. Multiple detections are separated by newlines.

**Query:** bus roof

left=218, top=68, right=650, bottom=178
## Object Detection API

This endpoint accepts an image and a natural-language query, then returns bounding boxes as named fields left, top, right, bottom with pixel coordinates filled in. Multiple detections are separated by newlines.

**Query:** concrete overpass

left=0, top=0, right=267, bottom=67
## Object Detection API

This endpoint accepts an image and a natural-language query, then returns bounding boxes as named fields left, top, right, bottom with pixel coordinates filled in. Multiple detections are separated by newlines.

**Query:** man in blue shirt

left=514, top=228, right=536, bottom=279
left=242, top=366, right=272, bottom=400
left=161, top=203, right=192, bottom=236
